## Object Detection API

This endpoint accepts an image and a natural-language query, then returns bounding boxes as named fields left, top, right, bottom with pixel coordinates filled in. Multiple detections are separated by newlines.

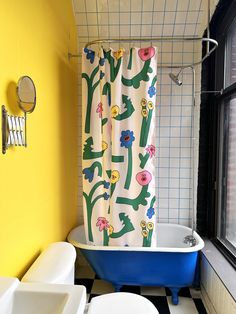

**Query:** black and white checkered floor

left=75, top=265, right=208, bottom=314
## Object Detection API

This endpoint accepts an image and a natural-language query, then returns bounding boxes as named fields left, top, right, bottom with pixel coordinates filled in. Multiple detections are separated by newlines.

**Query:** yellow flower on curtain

left=147, top=222, right=154, bottom=230
left=142, top=230, right=148, bottom=238
left=107, top=225, right=114, bottom=236
left=140, top=220, right=146, bottom=228
left=141, top=98, right=147, bottom=107
left=141, top=108, right=148, bottom=117
left=111, top=170, right=120, bottom=184
left=148, top=101, right=154, bottom=110
left=111, top=105, right=120, bottom=118
left=102, top=141, right=108, bottom=150
left=113, top=48, right=125, bottom=60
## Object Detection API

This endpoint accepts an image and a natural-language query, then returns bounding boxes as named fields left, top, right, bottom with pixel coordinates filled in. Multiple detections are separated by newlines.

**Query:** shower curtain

left=82, top=46, right=157, bottom=247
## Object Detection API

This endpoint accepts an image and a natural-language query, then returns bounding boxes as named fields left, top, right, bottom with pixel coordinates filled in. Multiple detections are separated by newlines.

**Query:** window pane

left=225, top=97, right=236, bottom=247
left=225, top=18, right=236, bottom=88
left=219, top=96, right=236, bottom=251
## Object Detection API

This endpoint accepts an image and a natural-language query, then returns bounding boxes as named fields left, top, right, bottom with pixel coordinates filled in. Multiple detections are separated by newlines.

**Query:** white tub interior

left=68, top=224, right=204, bottom=253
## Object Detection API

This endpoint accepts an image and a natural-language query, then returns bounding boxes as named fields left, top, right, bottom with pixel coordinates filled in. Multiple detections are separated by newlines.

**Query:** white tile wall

left=72, top=0, right=218, bottom=226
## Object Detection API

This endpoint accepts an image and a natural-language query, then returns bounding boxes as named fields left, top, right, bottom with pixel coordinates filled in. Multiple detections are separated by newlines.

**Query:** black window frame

left=198, top=0, right=236, bottom=269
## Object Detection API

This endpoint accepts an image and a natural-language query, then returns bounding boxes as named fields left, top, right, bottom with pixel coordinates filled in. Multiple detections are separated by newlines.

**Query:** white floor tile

left=189, top=287, right=202, bottom=299
left=167, top=296, right=198, bottom=314
left=141, top=286, right=166, bottom=296
left=91, top=279, right=115, bottom=294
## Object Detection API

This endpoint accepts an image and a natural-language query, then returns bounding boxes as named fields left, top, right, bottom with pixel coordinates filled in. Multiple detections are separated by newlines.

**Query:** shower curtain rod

left=68, top=37, right=218, bottom=69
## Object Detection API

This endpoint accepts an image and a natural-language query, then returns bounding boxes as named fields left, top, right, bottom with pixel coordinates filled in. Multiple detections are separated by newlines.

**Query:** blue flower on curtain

left=146, top=207, right=155, bottom=219
left=82, top=168, right=94, bottom=182
left=120, top=130, right=135, bottom=148
left=104, top=192, right=110, bottom=200
left=148, top=85, right=156, bottom=97
left=103, top=181, right=110, bottom=189
left=100, top=71, right=105, bottom=79
left=99, top=58, right=105, bottom=66
left=84, top=48, right=95, bottom=64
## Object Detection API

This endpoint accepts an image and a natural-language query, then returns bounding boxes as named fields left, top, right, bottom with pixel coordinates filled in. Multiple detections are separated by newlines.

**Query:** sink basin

left=0, top=277, right=86, bottom=314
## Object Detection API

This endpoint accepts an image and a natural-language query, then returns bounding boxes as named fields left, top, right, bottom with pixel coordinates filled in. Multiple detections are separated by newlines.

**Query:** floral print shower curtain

left=82, top=46, right=157, bottom=247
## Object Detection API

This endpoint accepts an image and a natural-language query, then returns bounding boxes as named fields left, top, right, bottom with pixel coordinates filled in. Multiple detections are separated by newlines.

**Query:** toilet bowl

left=22, top=242, right=158, bottom=314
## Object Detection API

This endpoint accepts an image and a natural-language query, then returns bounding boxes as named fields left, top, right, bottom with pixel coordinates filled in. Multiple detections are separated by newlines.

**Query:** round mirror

left=17, top=76, right=36, bottom=113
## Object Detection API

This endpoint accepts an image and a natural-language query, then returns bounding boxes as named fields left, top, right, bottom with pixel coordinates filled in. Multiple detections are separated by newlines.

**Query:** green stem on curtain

left=103, top=229, right=109, bottom=246
left=150, top=196, right=156, bottom=208
left=108, top=183, right=116, bottom=214
left=91, top=193, right=106, bottom=208
left=113, top=95, right=135, bottom=121
left=139, top=153, right=149, bottom=169
left=82, top=67, right=100, bottom=134
left=83, top=192, right=93, bottom=242
left=89, top=180, right=106, bottom=198
left=151, top=75, right=157, bottom=86
left=147, top=229, right=153, bottom=247
left=102, top=82, right=111, bottom=106
left=109, top=213, right=134, bottom=238
left=122, top=59, right=152, bottom=89
left=83, top=137, right=106, bottom=160
left=143, top=236, right=148, bottom=247
left=104, top=50, right=122, bottom=82
left=116, top=185, right=150, bottom=210
left=139, top=109, right=153, bottom=148
left=124, top=146, right=132, bottom=190
left=139, top=117, right=147, bottom=147
left=127, top=48, right=133, bottom=70
left=142, top=109, right=153, bottom=147
left=112, top=155, right=124, bottom=163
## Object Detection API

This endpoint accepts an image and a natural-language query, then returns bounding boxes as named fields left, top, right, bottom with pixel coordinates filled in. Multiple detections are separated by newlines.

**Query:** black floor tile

left=193, top=298, right=208, bottom=314
left=121, top=285, right=141, bottom=294
left=74, top=278, right=94, bottom=293
left=165, top=287, right=191, bottom=298
left=88, top=294, right=100, bottom=302
left=178, top=287, right=192, bottom=298
left=145, top=295, right=171, bottom=314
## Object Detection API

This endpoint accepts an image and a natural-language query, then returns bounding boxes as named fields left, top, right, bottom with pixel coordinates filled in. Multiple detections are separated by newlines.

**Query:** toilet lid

left=87, top=292, right=159, bottom=314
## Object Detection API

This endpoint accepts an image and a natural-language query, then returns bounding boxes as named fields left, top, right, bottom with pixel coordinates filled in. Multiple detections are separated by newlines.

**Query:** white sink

left=0, top=277, right=86, bottom=314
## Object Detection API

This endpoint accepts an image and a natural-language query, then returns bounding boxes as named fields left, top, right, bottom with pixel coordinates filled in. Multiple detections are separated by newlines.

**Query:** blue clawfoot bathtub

left=68, top=223, right=204, bottom=305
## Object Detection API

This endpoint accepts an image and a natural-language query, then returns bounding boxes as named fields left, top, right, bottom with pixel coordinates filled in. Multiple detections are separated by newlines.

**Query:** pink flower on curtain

left=145, top=145, right=156, bottom=158
left=136, top=170, right=152, bottom=186
left=138, top=47, right=155, bottom=61
left=96, top=102, right=103, bottom=118
left=96, top=217, right=109, bottom=231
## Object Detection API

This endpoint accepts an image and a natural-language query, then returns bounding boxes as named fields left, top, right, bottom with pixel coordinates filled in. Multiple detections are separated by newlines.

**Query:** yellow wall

left=0, top=0, right=78, bottom=277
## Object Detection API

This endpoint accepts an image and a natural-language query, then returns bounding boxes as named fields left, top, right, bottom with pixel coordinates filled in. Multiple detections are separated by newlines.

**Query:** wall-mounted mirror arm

left=2, top=76, right=36, bottom=154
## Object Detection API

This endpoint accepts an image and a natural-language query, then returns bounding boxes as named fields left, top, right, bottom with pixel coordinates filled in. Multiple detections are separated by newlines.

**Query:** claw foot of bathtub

left=169, top=287, right=180, bottom=305
left=113, top=284, right=122, bottom=292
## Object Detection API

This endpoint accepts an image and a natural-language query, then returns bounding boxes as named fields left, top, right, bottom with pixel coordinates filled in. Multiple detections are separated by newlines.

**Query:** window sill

left=201, top=239, right=236, bottom=301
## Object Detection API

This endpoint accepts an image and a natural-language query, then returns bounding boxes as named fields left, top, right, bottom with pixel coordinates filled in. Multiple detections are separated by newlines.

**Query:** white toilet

left=22, top=242, right=158, bottom=314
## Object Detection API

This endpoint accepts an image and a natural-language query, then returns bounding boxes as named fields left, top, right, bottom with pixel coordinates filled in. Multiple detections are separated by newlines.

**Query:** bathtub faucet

left=183, top=235, right=197, bottom=247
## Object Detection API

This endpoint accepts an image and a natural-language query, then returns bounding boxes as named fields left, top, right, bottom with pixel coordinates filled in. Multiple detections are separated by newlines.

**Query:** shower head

left=169, top=72, right=183, bottom=86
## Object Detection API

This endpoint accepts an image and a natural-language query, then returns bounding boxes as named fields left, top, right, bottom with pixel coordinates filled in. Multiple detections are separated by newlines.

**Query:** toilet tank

left=21, top=242, right=76, bottom=285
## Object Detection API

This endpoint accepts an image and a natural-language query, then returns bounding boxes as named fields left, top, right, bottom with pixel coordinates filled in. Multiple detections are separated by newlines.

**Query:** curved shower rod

left=69, top=37, right=218, bottom=70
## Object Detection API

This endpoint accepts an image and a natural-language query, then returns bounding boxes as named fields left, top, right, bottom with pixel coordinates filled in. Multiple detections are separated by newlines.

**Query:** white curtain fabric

left=82, top=47, right=158, bottom=247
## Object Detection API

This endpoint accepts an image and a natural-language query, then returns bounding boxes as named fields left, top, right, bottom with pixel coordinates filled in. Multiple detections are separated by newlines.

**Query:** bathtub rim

left=67, top=223, right=204, bottom=253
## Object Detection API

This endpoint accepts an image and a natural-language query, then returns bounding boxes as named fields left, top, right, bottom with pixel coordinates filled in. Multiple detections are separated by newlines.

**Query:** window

left=225, top=17, right=236, bottom=88
left=204, top=0, right=236, bottom=267
left=217, top=94, right=236, bottom=257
